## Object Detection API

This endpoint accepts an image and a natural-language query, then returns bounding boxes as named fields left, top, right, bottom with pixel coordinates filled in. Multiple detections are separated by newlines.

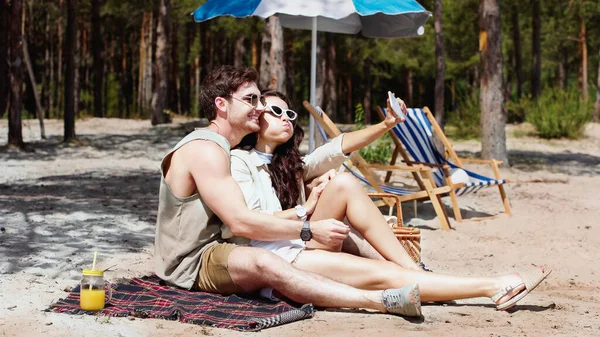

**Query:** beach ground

left=1, top=117, right=599, bottom=336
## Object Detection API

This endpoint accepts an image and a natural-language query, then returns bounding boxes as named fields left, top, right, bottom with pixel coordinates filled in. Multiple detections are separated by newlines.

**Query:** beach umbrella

left=193, top=0, right=431, bottom=152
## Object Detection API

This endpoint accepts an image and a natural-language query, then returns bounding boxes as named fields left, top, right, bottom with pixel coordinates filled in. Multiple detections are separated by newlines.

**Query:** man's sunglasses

left=266, top=104, right=297, bottom=121
left=230, top=94, right=266, bottom=108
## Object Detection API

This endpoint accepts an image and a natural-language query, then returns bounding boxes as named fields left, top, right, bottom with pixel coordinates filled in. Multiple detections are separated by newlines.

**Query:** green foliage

left=353, top=103, right=393, bottom=164
left=353, top=103, right=366, bottom=128
left=505, top=95, right=533, bottom=123
left=105, top=73, right=121, bottom=118
left=446, top=90, right=481, bottom=139
left=526, top=88, right=593, bottom=139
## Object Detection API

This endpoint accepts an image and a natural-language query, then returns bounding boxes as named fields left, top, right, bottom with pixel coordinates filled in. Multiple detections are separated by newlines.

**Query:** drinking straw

left=92, top=251, right=97, bottom=270
left=89, top=251, right=98, bottom=291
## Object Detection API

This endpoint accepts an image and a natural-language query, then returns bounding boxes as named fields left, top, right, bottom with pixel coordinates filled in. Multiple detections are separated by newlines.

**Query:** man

left=154, top=65, right=420, bottom=317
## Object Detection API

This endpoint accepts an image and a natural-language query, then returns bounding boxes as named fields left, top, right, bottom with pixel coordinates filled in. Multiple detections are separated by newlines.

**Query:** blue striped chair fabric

left=383, top=107, right=507, bottom=196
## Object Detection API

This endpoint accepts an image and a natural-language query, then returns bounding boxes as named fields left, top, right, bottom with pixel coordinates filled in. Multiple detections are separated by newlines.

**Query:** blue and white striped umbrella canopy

left=193, top=0, right=430, bottom=152
left=193, top=0, right=431, bottom=38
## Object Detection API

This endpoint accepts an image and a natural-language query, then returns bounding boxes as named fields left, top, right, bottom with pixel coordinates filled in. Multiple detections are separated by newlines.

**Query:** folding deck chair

left=376, top=106, right=512, bottom=222
left=304, top=101, right=453, bottom=231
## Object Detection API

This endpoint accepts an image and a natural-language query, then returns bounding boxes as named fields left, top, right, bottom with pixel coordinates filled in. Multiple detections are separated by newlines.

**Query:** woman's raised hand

left=384, top=94, right=408, bottom=129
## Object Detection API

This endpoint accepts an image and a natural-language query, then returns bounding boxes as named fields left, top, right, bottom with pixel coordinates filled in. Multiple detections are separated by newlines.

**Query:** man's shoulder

left=174, top=129, right=230, bottom=153
left=179, top=139, right=230, bottom=160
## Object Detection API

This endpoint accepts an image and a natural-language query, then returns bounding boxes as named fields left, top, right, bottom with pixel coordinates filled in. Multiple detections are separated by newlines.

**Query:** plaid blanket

left=47, top=275, right=314, bottom=331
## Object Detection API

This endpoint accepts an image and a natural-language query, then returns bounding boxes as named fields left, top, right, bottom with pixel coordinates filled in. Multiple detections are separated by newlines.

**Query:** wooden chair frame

left=375, top=105, right=512, bottom=222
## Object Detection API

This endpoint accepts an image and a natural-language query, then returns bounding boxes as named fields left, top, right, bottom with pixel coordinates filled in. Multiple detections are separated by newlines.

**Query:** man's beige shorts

left=196, top=243, right=245, bottom=295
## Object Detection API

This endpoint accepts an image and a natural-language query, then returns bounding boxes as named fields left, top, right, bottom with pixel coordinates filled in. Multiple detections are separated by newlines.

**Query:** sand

left=1, top=117, right=599, bottom=336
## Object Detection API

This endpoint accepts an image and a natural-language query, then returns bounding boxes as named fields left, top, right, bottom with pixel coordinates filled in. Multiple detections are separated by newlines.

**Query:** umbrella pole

left=309, top=17, right=317, bottom=153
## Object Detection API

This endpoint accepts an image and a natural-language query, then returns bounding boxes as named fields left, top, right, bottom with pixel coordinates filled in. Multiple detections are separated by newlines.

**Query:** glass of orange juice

left=80, top=269, right=112, bottom=311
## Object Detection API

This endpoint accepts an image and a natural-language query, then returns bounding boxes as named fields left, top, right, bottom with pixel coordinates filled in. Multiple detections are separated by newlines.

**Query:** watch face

left=300, top=229, right=312, bottom=241
left=296, top=206, right=307, bottom=217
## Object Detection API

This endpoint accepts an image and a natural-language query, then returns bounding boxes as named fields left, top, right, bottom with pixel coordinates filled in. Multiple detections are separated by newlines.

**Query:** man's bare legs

left=293, top=248, right=540, bottom=304
left=308, top=173, right=418, bottom=270
left=227, top=246, right=418, bottom=314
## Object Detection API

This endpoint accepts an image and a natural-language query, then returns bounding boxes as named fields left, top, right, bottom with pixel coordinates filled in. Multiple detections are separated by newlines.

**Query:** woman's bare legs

left=307, top=173, right=419, bottom=270
left=227, top=246, right=420, bottom=316
left=293, top=249, right=534, bottom=304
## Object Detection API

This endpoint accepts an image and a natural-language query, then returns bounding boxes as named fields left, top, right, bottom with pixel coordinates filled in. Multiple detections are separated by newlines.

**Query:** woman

left=229, top=90, right=551, bottom=313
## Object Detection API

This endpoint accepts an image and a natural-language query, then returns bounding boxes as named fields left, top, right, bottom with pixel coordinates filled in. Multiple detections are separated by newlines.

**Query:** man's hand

left=310, top=219, right=350, bottom=247
left=384, top=94, right=408, bottom=129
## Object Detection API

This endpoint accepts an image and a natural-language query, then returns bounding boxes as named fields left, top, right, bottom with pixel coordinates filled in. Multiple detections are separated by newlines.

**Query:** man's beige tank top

left=154, top=128, right=230, bottom=289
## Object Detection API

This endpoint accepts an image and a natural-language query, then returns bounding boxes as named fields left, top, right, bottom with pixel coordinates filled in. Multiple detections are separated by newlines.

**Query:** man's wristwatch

left=295, top=205, right=308, bottom=221
left=300, top=221, right=312, bottom=242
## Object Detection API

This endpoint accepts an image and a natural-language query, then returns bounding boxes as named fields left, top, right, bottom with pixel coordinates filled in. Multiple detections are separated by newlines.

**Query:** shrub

left=446, top=90, right=481, bottom=139
left=526, top=88, right=592, bottom=139
left=505, top=95, right=533, bottom=124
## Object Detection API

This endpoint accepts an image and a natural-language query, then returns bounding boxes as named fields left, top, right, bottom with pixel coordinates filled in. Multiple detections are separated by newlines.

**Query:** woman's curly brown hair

left=235, top=90, right=305, bottom=209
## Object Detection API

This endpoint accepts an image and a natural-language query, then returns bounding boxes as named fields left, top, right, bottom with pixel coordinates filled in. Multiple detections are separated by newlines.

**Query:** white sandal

left=491, top=268, right=552, bottom=310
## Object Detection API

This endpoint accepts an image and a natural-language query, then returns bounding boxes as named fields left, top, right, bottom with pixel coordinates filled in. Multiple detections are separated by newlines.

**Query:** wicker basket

left=368, top=192, right=421, bottom=263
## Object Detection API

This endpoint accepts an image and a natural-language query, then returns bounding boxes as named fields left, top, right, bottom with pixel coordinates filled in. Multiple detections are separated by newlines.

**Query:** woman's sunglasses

left=230, top=94, right=267, bottom=108
left=266, top=104, right=297, bottom=121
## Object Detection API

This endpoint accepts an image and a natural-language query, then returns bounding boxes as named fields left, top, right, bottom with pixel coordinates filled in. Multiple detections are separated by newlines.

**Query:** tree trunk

left=181, top=23, right=193, bottom=115
left=23, top=39, right=46, bottom=138
left=346, top=50, right=353, bottom=123
left=511, top=3, right=522, bottom=99
left=362, top=56, right=372, bottom=124
left=324, top=34, right=337, bottom=119
left=74, top=20, right=80, bottom=118
left=194, top=55, right=200, bottom=116
left=8, top=0, right=24, bottom=148
left=479, top=0, right=508, bottom=164
left=434, top=0, right=445, bottom=128
left=48, top=18, right=54, bottom=118
left=138, top=11, right=153, bottom=117
left=82, top=24, right=89, bottom=98
left=594, top=48, right=599, bottom=123
left=103, top=35, right=109, bottom=115
left=63, top=0, right=76, bottom=142
left=91, top=0, right=104, bottom=117
left=42, top=10, right=50, bottom=117
left=234, top=33, right=246, bottom=67
left=168, top=21, right=179, bottom=114
left=56, top=0, right=63, bottom=117
left=451, top=79, right=456, bottom=110
left=151, top=0, right=171, bottom=125
left=579, top=17, right=588, bottom=101
left=505, top=51, right=513, bottom=105
left=315, top=34, right=325, bottom=110
left=200, top=21, right=211, bottom=79
left=531, top=0, right=541, bottom=99
left=125, top=34, right=134, bottom=118
left=251, top=31, right=259, bottom=69
left=284, top=30, right=295, bottom=107
left=405, top=69, right=414, bottom=107
left=558, top=54, right=566, bottom=90
left=119, top=34, right=130, bottom=118
left=259, top=16, right=286, bottom=94
left=0, top=0, right=9, bottom=118
left=130, top=32, right=137, bottom=114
